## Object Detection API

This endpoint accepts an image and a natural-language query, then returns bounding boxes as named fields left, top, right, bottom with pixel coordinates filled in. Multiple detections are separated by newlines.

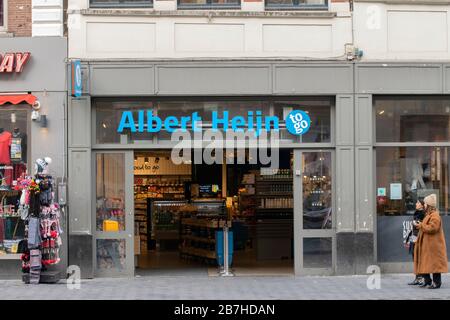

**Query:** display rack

left=255, top=169, right=293, bottom=219
left=237, top=172, right=257, bottom=221
left=179, top=199, right=229, bottom=264
left=0, top=189, right=25, bottom=256
left=150, top=200, right=187, bottom=248
left=133, top=174, right=189, bottom=253
left=254, top=169, right=294, bottom=260
left=134, top=175, right=190, bottom=200
left=134, top=196, right=148, bottom=252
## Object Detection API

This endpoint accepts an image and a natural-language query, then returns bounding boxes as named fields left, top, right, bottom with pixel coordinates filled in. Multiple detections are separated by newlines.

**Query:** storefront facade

left=68, top=61, right=343, bottom=278
left=0, top=37, right=67, bottom=278
left=67, top=61, right=450, bottom=278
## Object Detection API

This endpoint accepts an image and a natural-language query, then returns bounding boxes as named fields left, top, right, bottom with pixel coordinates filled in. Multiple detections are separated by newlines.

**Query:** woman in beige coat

left=413, top=194, right=448, bottom=289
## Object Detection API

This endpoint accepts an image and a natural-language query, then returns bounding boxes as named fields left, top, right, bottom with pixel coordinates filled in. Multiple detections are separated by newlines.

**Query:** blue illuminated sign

left=117, top=109, right=311, bottom=136
left=285, top=110, right=311, bottom=136
left=71, top=60, right=82, bottom=98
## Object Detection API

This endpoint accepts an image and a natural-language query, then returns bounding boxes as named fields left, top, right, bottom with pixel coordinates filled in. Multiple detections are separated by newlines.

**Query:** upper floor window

left=0, top=0, right=5, bottom=29
left=90, top=0, right=153, bottom=8
left=375, top=96, right=450, bottom=143
left=178, top=0, right=241, bottom=9
left=265, top=0, right=328, bottom=10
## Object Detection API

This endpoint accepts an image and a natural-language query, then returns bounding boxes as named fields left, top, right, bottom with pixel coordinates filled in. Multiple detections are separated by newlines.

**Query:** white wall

left=32, top=0, right=64, bottom=37
left=68, top=1, right=353, bottom=60
left=354, top=2, right=450, bottom=60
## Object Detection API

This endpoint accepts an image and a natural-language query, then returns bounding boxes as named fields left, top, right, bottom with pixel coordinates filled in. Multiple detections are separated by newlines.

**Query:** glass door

left=294, top=150, right=335, bottom=276
left=93, top=151, right=134, bottom=277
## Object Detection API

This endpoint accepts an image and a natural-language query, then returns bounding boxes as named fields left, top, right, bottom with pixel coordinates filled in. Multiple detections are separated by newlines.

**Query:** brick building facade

left=0, top=0, right=32, bottom=37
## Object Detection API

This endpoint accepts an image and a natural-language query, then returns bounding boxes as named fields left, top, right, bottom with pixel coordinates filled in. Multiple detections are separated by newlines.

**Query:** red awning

left=0, top=94, right=37, bottom=106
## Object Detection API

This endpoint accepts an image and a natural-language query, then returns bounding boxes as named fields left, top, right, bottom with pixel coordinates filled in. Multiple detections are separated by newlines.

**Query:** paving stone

left=0, top=273, right=449, bottom=300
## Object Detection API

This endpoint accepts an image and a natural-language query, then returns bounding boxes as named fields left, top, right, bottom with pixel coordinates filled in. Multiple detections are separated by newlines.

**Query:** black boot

left=408, top=277, right=422, bottom=285
left=419, top=279, right=432, bottom=287
left=428, top=282, right=442, bottom=289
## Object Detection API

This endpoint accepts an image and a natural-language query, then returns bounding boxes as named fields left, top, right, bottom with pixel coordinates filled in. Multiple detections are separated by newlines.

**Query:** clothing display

left=15, top=159, right=63, bottom=284
left=0, top=130, right=12, bottom=165
left=0, top=218, right=4, bottom=243
left=27, top=217, right=41, bottom=249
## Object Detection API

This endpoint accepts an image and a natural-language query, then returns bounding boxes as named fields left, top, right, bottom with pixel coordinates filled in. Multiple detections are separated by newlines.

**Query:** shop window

left=155, top=100, right=271, bottom=140
left=273, top=100, right=331, bottom=143
left=178, top=0, right=240, bottom=9
left=375, top=96, right=450, bottom=143
left=96, top=239, right=126, bottom=271
left=302, top=152, right=332, bottom=229
left=94, top=98, right=332, bottom=145
left=0, top=107, right=29, bottom=256
left=303, top=237, right=332, bottom=268
left=90, top=0, right=153, bottom=8
left=96, top=153, right=126, bottom=232
left=376, top=147, right=450, bottom=262
left=0, top=0, right=5, bottom=29
left=265, top=0, right=328, bottom=10
left=96, top=100, right=154, bottom=144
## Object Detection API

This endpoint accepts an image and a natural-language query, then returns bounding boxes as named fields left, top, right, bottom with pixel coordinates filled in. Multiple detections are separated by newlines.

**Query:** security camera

left=31, top=110, right=40, bottom=121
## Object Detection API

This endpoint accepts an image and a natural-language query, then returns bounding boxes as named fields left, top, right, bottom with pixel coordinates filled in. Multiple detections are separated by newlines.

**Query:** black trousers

left=421, top=273, right=441, bottom=284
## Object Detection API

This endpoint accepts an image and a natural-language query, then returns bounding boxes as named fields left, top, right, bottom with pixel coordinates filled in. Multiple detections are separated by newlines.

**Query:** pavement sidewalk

left=1, top=273, right=449, bottom=300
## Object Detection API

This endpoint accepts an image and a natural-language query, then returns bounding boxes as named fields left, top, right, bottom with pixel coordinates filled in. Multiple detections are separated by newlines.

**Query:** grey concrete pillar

left=68, top=96, right=94, bottom=278
left=335, top=94, right=356, bottom=275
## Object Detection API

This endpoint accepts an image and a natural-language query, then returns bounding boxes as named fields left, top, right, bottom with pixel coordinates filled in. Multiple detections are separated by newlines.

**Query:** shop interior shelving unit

left=134, top=174, right=190, bottom=253
left=254, top=169, right=294, bottom=260
left=179, top=199, right=229, bottom=264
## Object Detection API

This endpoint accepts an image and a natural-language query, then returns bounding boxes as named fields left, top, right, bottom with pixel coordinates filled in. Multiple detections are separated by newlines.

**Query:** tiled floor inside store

left=135, top=250, right=294, bottom=277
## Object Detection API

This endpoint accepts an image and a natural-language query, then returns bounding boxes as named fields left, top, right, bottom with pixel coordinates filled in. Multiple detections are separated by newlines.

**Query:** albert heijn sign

left=0, top=52, right=31, bottom=73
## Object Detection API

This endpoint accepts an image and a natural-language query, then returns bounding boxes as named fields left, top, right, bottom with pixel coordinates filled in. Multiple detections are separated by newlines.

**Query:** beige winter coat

left=414, top=210, right=448, bottom=274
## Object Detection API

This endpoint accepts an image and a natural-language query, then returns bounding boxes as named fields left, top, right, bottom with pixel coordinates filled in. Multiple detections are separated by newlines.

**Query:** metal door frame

left=92, top=150, right=135, bottom=277
left=294, top=149, right=336, bottom=276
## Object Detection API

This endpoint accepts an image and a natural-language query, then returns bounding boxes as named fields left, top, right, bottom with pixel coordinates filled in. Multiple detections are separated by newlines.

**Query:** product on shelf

left=179, top=199, right=229, bottom=265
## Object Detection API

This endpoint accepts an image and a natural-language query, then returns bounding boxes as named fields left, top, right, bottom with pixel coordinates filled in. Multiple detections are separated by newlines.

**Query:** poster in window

left=377, top=187, right=386, bottom=197
left=10, top=138, right=22, bottom=161
left=390, top=183, right=402, bottom=200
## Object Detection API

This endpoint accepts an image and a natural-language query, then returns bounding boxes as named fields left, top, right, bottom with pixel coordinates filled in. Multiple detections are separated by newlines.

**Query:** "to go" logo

left=285, top=110, right=311, bottom=136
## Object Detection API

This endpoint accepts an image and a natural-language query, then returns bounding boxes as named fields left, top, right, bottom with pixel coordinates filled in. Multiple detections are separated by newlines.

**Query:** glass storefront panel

left=96, top=154, right=126, bottom=231
left=94, top=98, right=333, bottom=145
left=96, top=100, right=154, bottom=144
left=273, top=100, right=331, bottom=143
left=376, top=147, right=450, bottom=262
left=96, top=239, right=126, bottom=271
left=155, top=100, right=272, bottom=141
left=302, top=152, right=332, bottom=229
left=0, top=107, right=29, bottom=255
left=303, top=237, right=332, bottom=268
left=375, top=96, right=450, bottom=143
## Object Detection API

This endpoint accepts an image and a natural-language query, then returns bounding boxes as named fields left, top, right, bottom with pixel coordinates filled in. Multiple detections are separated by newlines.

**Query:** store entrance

left=133, top=150, right=295, bottom=276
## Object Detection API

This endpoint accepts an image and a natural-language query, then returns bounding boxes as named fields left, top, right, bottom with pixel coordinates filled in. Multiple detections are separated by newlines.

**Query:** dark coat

left=414, top=210, right=449, bottom=274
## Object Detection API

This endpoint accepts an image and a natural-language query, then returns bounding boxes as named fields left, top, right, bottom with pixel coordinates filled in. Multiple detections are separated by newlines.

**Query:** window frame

left=0, top=105, right=32, bottom=172
left=0, top=0, right=7, bottom=32
left=265, top=0, right=328, bottom=11
left=374, top=95, right=450, bottom=145
left=91, top=96, right=335, bottom=149
left=177, top=0, right=241, bottom=10
left=0, top=105, right=32, bottom=257
left=89, top=0, right=153, bottom=9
